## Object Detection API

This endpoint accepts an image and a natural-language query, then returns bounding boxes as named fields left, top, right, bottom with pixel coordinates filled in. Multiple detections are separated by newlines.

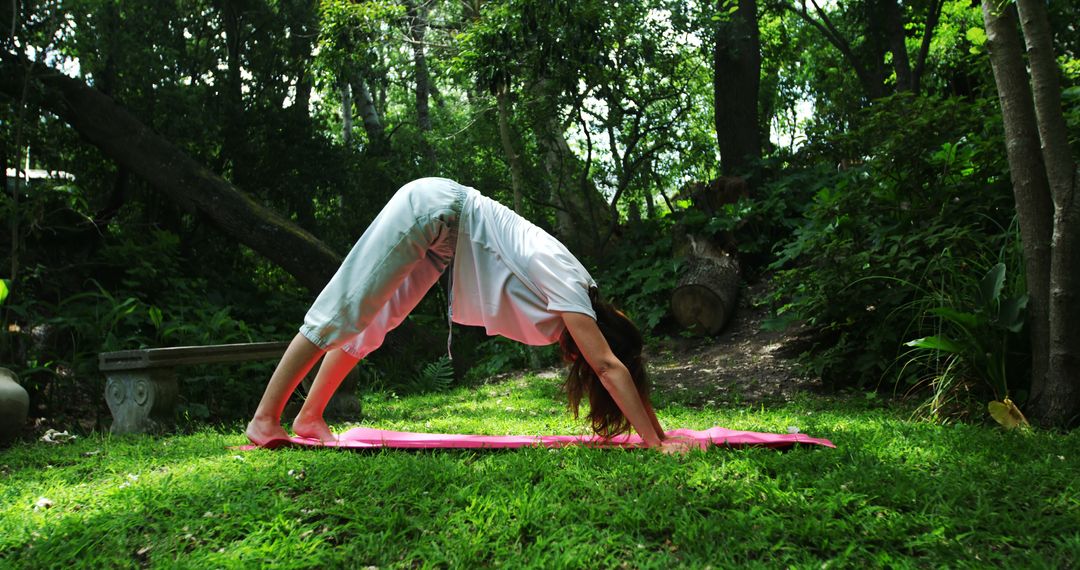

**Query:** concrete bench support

left=101, top=342, right=290, bottom=434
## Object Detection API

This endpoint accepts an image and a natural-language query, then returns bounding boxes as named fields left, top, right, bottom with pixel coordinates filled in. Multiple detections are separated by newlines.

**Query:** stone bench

left=100, top=342, right=331, bottom=434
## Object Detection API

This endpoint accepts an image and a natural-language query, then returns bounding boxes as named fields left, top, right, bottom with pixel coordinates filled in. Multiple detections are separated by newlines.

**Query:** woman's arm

left=562, top=312, right=666, bottom=447
left=642, top=397, right=666, bottom=443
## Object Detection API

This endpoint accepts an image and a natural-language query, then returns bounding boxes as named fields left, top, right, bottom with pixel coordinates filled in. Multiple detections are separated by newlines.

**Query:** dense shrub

left=764, top=94, right=1019, bottom=398
left=592, top=216, right=684, bottom=334
left=0, top=225, right=305, bottom=426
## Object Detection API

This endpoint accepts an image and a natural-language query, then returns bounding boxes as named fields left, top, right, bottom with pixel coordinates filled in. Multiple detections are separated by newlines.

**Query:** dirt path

left=647, top=281, right=820, bottom=407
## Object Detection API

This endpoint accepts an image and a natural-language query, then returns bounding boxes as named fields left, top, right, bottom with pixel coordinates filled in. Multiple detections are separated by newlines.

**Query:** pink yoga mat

left=240, top=426, right=835, bottom=450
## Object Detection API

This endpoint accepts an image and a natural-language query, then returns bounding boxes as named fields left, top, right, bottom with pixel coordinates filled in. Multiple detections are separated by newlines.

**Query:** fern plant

left=408, top=356, right=454, bottom=394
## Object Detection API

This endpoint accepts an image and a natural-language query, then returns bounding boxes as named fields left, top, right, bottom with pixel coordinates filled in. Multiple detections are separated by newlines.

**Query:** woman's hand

left=562, top=312, right=666, bottom=446
left=656, top=436, right=700, bottom=455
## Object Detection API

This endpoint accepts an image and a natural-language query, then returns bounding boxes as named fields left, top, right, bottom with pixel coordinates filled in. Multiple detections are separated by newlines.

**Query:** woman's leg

left=246, top=333, right=326, bottom=446
left=292, top=348, right=359, bottom=441
left=292, top=249, right=451, bottom=441
left=251, top=180, right=461, bottom=445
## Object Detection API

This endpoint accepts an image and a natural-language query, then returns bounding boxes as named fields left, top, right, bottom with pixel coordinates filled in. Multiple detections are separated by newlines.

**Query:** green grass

left=1, top=374, right=1078, bottom=568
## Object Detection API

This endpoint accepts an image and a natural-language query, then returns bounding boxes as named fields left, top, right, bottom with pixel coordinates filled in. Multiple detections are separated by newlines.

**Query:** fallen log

left=671, top=234, right=741, bottom=335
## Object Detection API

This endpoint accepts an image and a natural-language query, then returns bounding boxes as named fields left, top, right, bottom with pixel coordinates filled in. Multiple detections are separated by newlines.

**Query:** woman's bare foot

left=246, top=416, right=291, bottom=447
left=292, top=414, right=337, bottom=443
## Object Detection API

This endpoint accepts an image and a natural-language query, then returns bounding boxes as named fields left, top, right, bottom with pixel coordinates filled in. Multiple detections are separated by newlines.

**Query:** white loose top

left=451, top=186, right=597, bottom=345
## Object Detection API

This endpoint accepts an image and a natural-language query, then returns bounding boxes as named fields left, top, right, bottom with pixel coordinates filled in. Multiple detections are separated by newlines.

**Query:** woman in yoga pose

left=246, top=178, right=688, bottom=453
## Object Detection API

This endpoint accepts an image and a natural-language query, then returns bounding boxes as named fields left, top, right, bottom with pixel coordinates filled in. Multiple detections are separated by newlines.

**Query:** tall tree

left=981, top=0, right=1079, bottom=426
left=318, top=0, right=389, bottom=152
left=1014, top=0, right=1080, bottom=426
left=459, top=0, right=615, bottom=256
left=350, top=66, right=386, bottom=149
left=713, top=0, right=762, bottom=176
left=219, top=0, right=251, bottom=184
left=495, top=82, right=528, bottom=213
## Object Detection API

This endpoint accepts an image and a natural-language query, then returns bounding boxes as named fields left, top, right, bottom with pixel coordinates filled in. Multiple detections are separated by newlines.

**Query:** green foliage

left=680, top=158, right=834, bottom=274
left=1, top=229, right=297, bottom=424
left=766, top=94, right=1016, bottom=390
left=901, top=259, right=1030, bottom=422
left=594, top=217, right=684, bottom=332
left=407, top=355, right=455, bottom=394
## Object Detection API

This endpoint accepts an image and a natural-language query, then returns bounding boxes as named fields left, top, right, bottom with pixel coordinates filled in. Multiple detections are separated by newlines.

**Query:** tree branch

left=781, top=0, right=881, bottom=99
left=912, top=0, right=945, bottom=93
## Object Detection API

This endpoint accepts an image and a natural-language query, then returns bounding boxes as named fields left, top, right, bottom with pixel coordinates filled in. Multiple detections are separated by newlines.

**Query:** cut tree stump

left=671, top=238, right=741, bottom=335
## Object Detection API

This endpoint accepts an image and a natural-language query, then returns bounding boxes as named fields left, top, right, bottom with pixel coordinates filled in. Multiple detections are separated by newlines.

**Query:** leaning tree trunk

left=981, top=2, right=1054, bottom=415
left=671, top=235, right=741, bottom=335
left=528, top=78, right=611, bottom=257
left=1015, top=0, right=1080, bottom=426
left=0, top=51, right=342, bottom=293
left=350, top=68, right=386, bottom=149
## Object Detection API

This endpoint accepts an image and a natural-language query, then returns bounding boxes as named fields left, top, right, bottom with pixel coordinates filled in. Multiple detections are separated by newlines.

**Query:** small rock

left=40, top=429, right=76, bottom=444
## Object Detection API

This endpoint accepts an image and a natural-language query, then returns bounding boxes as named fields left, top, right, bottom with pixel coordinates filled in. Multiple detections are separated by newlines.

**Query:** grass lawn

left=1, top=373, right=1078, bottom=568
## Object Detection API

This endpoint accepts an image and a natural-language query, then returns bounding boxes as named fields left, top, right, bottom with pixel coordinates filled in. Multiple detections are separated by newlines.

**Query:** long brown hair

left=559, top=288, right=651, bottom=438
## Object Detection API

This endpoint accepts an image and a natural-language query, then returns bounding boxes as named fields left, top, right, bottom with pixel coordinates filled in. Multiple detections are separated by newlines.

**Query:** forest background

left=1, top=0, right=1077, bottom=432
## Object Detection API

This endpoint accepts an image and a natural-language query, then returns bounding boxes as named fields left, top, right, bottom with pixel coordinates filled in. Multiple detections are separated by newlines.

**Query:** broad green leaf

left=966, top=27, right=987, bottom=46
left=905, top=335, right=963, bottom=354
left=928, top=307, right=981, bottom=330
left=979, top=263, right=1006, bottom=306
left=149, top=306, right=164, bottom=330
left=997, top=294, right=1029, bottom=332
left=0, top=279, right=8, bottom=305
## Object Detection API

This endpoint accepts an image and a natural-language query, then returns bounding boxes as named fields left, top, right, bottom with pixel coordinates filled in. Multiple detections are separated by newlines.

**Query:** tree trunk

left=713, top=0, right=762, bottom=177
left=528, top=78, right=610, bottom=257
left=407, top=0, right=436, bottom=166
left=980, top=1, right=1054, bottom=415
left=1015, top=0, right=1080, bottom=426
left=0, top=51, right=342, bottom=293
left=350, top=69, right=385, bottom=148
left=340, top=77, right=353, bottom=145
left=294, top=65, right=313, bottom=128
left=912, top=0, right=945, bottom=93
left=495, top=83, right=526, bottom=213
left=880, top=0, right=913, bottom=92
left=222, top=0, right=247, bottom=184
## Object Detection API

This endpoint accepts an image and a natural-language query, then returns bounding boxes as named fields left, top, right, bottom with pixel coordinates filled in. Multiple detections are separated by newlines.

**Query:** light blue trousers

left=299, top=178, right=465, bottom=359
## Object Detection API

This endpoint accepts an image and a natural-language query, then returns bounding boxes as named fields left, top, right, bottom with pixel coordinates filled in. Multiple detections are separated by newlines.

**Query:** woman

left=246, top=178, right=687, bottom=452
